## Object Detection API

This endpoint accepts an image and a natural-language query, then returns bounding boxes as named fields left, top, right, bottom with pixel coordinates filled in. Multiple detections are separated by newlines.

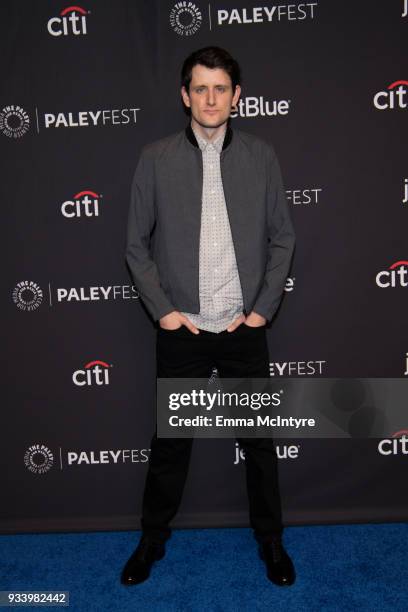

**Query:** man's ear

left=181, top=86, right=191, bottom=108
left=232, top=84, right=241, bottom=108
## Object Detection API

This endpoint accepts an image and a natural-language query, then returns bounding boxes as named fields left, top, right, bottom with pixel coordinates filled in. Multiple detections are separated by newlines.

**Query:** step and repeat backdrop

left=2, top=1, right=407, bottom=533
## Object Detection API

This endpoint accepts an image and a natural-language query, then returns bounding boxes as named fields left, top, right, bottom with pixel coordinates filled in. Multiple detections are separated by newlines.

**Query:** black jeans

left=141, top=324, right=283, bottom=544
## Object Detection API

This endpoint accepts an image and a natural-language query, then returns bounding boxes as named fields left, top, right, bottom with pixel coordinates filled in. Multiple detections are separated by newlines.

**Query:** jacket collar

left=185, top=122, right=233, bottom=151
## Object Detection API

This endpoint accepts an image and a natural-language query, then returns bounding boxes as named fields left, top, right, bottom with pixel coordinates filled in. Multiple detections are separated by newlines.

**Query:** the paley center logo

left=373, top=80, right=408, bottom=110
left=375, top=261, right=408, bottom=288
left=47, top=5, right=89, bottom=37
left=0, top=105, right=30, bottom=138
left=24, top=444, right=54, bottom=474
left=378, top=430, right=408, bottom=456
left=231, top=96, right=290, bottom=118
left=170, top=2, right=202, bottom=35
left=61, top=190, right=101, bottom=218
left=72, top=360, right=112, bottom=387
left=12, top=281, right=43, bottom=311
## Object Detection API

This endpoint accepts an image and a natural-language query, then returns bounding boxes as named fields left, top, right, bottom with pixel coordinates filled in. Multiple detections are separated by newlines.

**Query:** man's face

left=181, top=64, right=241, bottom=130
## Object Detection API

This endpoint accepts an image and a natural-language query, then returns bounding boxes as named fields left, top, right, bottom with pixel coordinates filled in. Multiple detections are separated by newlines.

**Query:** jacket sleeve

left=252, top=145, right=295, bottom=322
left=125, top=147, right=176, bottom=322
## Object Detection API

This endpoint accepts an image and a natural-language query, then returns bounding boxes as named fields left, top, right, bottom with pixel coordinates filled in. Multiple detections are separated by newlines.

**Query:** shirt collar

left=191, top=124, right=227, bottom=154
left=185, top=122, right=233, bottom=151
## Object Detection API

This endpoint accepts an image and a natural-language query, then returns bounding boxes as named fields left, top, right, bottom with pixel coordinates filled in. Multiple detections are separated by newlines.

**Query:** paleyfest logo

left=61, top=190, right=101, bottom=218
left=66, top=448, right=150, bottom=466
left=0, top=105, right=30, bottom=138
left=56, top=285, right=139, bottom=302
left=47, top=5, right=89, bottom=36
left=1, top=105, right=141, bottom=136
left=286, top=187, right=323, bottom=205
left=375, top=261, right=408, bottom=288
left=12, top=281, right=139, bottom=311
left=269, top=360, right=327, bottom=377
left=373, top=80, right=408, bottom=110
left=25, top=445, right=150, bottom=471
left=170, top=2, right=202, bottom=36
left=217, top=3, right=317, bottom=25
left=43, top=107, right=140, bottom=129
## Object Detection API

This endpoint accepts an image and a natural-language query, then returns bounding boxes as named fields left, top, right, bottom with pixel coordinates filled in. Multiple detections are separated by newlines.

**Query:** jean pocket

left=242, top=323, right=265, bottom=330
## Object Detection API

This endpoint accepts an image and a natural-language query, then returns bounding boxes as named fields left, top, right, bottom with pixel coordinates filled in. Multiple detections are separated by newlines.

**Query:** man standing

left=123, top=47, right=296, bottom=586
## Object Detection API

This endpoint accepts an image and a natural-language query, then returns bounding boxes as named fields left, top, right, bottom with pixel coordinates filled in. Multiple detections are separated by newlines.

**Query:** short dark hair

left=181, top=47, right=241, bottom=92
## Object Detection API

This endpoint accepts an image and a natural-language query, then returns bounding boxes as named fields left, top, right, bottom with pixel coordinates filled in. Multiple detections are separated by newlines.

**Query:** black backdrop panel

left=1, top=1, right=407, bottom=533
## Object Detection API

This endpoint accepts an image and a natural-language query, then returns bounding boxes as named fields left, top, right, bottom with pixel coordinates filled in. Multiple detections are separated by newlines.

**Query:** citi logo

left=375, top=261, right=408, bottom=288
left=373, top=80, right=408, bottom=110
left=61, top=190, right=101, bottom=218
left=231, top=96, right=290, bottom=118
left=47, top=5, right=89, bottom=37
left=72, top=360, right=112, bottom=386
left=378, top=431, right=408, bottom=456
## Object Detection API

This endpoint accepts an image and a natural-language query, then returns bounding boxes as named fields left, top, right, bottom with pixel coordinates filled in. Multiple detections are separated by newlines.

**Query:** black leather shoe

left=259, top=537, right=296, bottom=586
left=121, top=537, right=166, bottom=585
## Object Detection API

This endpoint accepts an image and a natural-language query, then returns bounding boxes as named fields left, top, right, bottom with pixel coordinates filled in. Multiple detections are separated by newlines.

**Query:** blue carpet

left=0, top=524, right=407, bottom=611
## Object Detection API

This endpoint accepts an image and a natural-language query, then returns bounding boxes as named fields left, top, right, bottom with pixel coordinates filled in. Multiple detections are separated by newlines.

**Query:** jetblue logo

left=231, top=96, right=290, bottom=118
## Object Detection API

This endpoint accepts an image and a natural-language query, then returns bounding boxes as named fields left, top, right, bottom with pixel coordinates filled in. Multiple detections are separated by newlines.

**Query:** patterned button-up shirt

left=181, top=125, right=244, bottom=333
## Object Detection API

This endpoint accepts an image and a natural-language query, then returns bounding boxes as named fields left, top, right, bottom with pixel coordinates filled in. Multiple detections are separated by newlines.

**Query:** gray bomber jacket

left=126, top=124, right=295, bottom=323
